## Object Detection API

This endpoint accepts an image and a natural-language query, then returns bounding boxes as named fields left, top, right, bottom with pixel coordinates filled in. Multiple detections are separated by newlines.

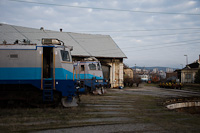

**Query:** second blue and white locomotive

left=74, top=57, right=108, bottom=95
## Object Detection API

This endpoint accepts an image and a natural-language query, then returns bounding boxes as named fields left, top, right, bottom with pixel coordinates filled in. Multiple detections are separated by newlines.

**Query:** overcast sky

left=1, top=0, right=200, bottom=68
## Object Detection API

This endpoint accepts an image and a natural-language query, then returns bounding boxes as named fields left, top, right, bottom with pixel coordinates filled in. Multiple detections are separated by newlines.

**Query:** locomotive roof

left=0, top=23, right=127, bottom=58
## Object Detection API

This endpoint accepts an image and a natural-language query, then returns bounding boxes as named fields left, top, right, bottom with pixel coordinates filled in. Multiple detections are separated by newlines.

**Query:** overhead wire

left=1, top=30, right=200, bottom=39
left=76, top=28, right=200, bottom=33
left=2, top=25, right=199, bottom=53
left=101, top=41, right=200, bottom=56
left=7, top=0, right=200, bottom=16
left=125, top=41, right=200, bottom=52
left=89, top=38, right=200, bottom=53
left=120, top=38, right=200, bottom=49
left=121, top=32, right=200, bottom=38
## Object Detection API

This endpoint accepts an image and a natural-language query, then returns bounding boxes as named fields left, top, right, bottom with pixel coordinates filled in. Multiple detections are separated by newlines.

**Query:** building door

left=102, top=65, right=110, bottom=80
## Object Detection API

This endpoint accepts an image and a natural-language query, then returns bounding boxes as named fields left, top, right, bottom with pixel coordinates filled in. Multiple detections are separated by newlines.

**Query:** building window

left=185, top=74, right=191, bottom=79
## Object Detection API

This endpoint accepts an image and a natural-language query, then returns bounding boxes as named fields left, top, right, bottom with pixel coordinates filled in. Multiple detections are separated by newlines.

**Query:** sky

left=0, top=0, right=200, bottom=68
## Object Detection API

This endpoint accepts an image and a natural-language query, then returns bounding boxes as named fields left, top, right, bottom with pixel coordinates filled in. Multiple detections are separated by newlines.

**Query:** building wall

left=106, top=59, right=124, bottom=88
left=124, top=68, right=133, bottom=79
left=181, top=69, right=198, bottom=83
left=166, top=72, right=177, bottom=79
left=72, top=56, right=124, bottom=88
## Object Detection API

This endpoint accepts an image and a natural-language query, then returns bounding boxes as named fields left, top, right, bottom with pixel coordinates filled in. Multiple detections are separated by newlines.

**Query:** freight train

left=0, top=38, right=83, bottom=107
left=74, top=57, right=108, bottom=95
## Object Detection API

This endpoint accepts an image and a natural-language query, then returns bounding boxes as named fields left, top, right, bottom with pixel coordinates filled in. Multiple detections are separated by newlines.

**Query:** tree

left=133, top=75, right=142, bottom=87
left=194, top=69, right=200, bottom=83
left=123, top=63, right=129, bottom=69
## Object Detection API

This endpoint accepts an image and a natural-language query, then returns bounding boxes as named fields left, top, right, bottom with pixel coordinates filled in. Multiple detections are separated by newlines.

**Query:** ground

left=0, top=84, right=200, bottom=133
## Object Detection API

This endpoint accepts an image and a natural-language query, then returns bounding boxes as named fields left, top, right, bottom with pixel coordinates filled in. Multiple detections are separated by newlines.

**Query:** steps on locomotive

left=43, top=79, right=53, bottom=102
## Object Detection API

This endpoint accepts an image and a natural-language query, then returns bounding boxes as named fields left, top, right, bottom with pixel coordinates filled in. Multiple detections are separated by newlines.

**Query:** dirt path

left=33, top=85, right=200, bottom=133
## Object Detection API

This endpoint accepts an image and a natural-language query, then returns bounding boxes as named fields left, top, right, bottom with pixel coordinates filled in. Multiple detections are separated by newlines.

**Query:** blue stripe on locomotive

left=0, top=67, right=102, bottom=96
left=0, top=67, right=77, bottom=97
left=0, top=67, right=102, bottom=80
left=74, top=74, right=103, bottom=80
left=0, top=67, right=41, bottom=80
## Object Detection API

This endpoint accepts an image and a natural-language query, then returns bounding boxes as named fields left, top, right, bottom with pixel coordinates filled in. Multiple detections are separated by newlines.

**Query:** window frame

left=60, top=50, right=70, bottom=62
left=81, top=65, right=85, bottom=71
left=185, top=74, right=191, bottom=79
left=97, top=62, right=101, bottom=70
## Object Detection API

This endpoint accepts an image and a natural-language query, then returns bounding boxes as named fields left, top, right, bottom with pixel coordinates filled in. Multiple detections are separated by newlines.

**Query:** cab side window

left=81, top=65, right=85, bottom=71
left=60, top=50, right=70, bottom=61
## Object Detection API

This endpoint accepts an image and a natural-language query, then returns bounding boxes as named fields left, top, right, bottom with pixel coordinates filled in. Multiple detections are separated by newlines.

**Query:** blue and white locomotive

left=74, top=57, right=108, bottom=95
left=0, top=38, right=81, bottom=107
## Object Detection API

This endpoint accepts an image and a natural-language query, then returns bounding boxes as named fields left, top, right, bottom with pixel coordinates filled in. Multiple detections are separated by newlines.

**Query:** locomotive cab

left=0, top=38, right=79, bottom=107
left=79, top=62, right=103, bottom=79
left=74, top=59, right=107, bottom=95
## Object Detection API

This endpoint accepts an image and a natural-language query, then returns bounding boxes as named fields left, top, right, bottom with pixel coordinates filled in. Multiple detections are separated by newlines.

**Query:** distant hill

left=131, top=66, right=178, bottom=72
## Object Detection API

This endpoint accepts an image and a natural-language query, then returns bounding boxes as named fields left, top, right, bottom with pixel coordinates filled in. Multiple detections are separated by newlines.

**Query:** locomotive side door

left=43, top=47, right=54, bottom=79
left=42, top=46, right=55, bottom=89
left=79, top=63, right=85, bottom=80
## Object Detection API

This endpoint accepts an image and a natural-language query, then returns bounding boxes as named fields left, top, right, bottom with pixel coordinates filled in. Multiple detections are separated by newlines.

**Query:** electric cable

left=7, top=0, right=200, bottom=16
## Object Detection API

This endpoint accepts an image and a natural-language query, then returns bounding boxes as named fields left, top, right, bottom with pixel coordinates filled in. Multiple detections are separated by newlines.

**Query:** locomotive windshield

left=60, top=50, right=70, bottom=61
left=89, top=63, right=96, bottom=70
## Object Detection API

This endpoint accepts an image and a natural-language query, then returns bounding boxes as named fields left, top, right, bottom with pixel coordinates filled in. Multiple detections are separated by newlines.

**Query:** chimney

left=40, top=27, right=44, bottom=30
left=60, top=28, right=62, bottom=32
left=3, top=40, right=7, bottom=44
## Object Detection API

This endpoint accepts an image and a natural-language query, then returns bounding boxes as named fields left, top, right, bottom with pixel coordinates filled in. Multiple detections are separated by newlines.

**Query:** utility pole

left=184, top=55, right=188, bottom=65
left=135, top=64, right=136, bottom=73
left=184, top=55, right=188, bottom=83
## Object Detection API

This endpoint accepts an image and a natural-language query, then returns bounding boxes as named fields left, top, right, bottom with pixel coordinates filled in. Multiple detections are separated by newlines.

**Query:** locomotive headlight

left=76, top=86, right=80, bottom=90
left=95, top=80, right=98, bottom=83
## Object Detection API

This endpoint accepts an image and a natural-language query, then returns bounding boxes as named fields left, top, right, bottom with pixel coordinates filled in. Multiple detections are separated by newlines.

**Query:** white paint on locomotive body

left=74, top=61, right=104, bottom=80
